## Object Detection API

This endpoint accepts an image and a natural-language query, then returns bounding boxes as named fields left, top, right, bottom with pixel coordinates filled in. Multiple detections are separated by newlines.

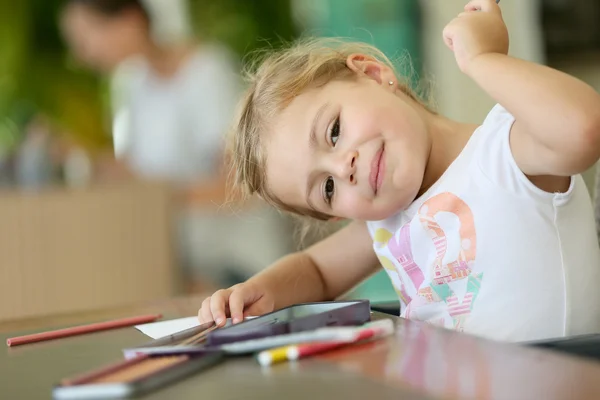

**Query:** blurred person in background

left=60, top=0, right=236, bottom=191
left=60, top=0, right=293, bottom=292
left=14, top=114, right=56, bottom=189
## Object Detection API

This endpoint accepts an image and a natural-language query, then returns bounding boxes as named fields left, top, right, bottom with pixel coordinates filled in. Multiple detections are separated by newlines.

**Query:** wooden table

left=2, top=296, right=600, bottom=400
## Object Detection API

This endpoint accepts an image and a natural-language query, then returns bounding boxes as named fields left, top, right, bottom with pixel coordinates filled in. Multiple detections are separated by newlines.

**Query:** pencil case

left=207, top=299, right=371, bottom=346
left=52, top=351, right=223, bottom=399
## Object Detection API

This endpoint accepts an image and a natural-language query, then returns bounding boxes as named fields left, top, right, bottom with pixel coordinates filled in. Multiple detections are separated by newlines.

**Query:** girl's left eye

left=329, top=117, right=340, bottom=146
left=324, top=176, right=335, bottom=204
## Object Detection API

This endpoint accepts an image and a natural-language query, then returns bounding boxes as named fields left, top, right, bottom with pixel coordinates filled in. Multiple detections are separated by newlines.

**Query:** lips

left=369, top=146, right=384, bottom=194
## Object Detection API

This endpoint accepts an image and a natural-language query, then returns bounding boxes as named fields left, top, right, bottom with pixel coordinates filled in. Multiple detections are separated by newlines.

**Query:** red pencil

left=6, top=314, right=162, bottom=347
left=257, top=319, right=395, bottom=366
left=289, top=327, right=384, bottom=360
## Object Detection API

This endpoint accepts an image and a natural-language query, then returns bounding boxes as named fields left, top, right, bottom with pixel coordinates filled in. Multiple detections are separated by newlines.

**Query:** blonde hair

left=230, top=37, right=430, bottom=224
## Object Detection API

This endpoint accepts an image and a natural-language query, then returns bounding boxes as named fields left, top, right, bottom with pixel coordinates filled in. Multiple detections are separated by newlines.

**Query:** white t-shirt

left=367, top=104, right=600, bottom=342
left=111, top=44, right=240, bottom=186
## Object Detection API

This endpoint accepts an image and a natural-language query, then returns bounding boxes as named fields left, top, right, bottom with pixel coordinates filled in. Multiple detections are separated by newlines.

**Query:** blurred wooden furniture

left=3, top=296, right=600, bottom=399
left=0, top=182, right=177, bottom=322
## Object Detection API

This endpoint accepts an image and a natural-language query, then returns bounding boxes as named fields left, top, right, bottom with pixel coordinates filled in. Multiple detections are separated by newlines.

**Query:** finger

left=442, top=26, right=454, bottom=51
left=198, top=297, right=213, bottom=324
left=228, top=288, right=248, bottom=324
left=229, top=285, right=263, bottom=324
left=210, top=289, right=231, bottom=326
left=464, top=0, right=499, bottom=13
left=443, top=36, right=454, bottom=52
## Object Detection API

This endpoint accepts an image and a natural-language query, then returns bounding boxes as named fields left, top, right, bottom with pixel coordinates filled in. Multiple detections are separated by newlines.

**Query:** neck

left=141, top=40, right=197, bottom=78
left=418, top=109, right=478, bottom=197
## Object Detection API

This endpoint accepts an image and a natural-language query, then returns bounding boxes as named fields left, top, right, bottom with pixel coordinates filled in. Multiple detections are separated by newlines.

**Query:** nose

left=333, top=150, right=358, bottom=184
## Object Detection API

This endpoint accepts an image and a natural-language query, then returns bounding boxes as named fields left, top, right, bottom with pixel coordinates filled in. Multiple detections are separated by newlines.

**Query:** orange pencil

left=6, top=314, right=162, bottom=347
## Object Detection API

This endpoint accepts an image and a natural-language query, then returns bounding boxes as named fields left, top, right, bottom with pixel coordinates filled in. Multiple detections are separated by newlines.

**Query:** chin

left=361, top=207, right=401, bottom=222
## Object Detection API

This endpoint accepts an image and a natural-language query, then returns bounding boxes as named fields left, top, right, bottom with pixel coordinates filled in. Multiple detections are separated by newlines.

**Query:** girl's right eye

left=324, top=176, right=335, bottom=205
left=329, top=116, right=340, bottom=147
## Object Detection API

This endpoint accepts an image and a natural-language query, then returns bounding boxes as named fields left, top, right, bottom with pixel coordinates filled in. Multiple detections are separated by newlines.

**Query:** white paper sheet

left=135, top=316, right=257, bottom=339
left=135, top=316, right=201, bottom=339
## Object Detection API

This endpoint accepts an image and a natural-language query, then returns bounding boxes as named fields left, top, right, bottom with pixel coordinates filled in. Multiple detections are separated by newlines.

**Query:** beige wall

left=0, top=183, right=177, bottom=321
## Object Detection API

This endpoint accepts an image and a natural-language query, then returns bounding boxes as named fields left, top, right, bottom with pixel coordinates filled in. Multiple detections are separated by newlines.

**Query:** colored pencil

left=61, top=354, right=151, bottom=386
left=256, top=319, right=394, bottom=366
left=6, top=314, right=162, bottom=347
left=177, top=323, right=218, bottom=345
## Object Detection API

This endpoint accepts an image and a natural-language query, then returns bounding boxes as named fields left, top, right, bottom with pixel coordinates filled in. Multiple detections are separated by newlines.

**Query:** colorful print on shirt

left=373, top=192, right=483, bottom=330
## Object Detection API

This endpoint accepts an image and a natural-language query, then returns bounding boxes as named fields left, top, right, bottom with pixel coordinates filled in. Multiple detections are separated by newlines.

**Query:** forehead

left=64, top=3, right=100, bottom=20
left=62, top=4, right=106, bottom=31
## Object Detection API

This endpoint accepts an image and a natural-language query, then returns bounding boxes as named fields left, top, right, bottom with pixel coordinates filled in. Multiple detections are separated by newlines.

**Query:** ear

left=346, top=54, right=397, bottom=91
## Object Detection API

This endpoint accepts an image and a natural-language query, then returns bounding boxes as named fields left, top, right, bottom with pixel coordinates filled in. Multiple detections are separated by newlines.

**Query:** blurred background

left=0, top=0, right=599, bottom=322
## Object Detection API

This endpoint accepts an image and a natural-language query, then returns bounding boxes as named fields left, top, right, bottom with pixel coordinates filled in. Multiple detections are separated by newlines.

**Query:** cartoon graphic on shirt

left=374, top=192, right=482, bottom=330
left=378, top=255, right=411, bottom=304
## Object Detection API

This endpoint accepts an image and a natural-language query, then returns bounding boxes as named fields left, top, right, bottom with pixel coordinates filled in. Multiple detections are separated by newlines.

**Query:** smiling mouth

left=370, top=146, right=384, bottom=194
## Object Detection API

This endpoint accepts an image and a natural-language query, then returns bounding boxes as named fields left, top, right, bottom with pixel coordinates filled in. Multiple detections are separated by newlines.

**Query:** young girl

left=198, top=0, right=600, bottom=342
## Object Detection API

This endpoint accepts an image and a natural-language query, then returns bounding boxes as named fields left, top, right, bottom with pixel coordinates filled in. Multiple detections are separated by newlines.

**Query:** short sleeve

left=475, top=104, right=575, bottom=202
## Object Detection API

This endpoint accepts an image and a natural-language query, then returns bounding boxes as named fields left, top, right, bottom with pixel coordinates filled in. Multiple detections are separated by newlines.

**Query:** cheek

left=75, top=28, right=106, bottom=54
left=335, top=191, right=370, bottom=219
left=101, top=31, right=123, bottom=52
left=92, top=34, right=132, bottom=68
left=343, top=108, right=381, bottom=141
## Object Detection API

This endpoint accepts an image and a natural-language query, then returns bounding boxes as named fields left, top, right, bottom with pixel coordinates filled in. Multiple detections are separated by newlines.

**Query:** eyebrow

left=306, top=102, right=330, bottom=212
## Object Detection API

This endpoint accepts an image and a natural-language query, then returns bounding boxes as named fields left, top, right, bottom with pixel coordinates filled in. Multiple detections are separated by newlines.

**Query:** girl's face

left=264, top=57, right=432, bottom=221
